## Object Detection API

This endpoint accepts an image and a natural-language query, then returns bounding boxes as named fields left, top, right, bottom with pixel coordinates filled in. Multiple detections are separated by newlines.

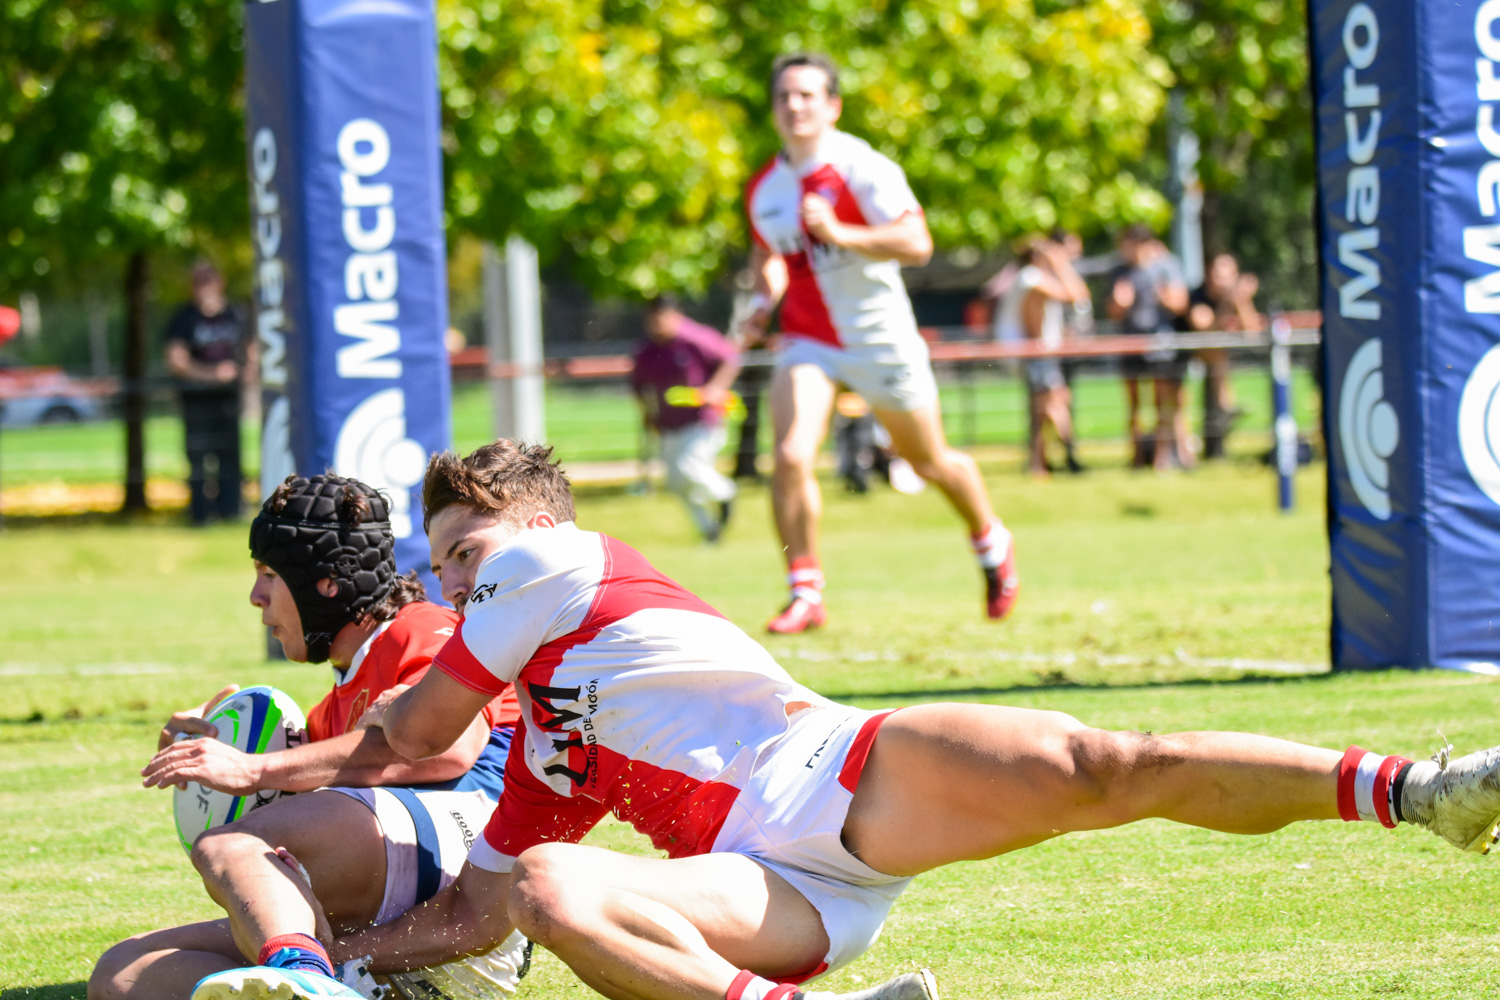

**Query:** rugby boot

left=1400, top=743, right=1500, bottom=853
left=192, top=966, right=363, bottom=1000
left=983, top=536, right=1020, bottom=621
left=808, top=969, right=939, bottom=1000
left=766, top=595, right=828, bottom=634
left=330, top=957, right=392, bottom=1000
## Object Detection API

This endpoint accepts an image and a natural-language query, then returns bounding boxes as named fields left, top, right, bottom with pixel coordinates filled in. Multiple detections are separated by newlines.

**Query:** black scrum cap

left=248, top=474, right=395, bottom=663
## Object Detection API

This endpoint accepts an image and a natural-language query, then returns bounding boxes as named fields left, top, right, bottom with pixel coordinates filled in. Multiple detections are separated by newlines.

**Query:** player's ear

left=526, top=511, right=558, bottom=530
left=316, top=577, right=339, bottom=598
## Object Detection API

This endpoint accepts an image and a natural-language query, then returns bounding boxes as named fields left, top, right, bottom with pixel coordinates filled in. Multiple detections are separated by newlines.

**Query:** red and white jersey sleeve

left=434, top=523, right=829, bottom=873
left=746, top=129, right=923, bottom=350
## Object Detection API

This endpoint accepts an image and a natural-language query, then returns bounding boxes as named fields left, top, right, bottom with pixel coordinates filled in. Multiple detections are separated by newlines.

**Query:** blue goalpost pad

left=1313, top=0, right=1500, bottom=670
left=245, top=0, right=452, bottom=591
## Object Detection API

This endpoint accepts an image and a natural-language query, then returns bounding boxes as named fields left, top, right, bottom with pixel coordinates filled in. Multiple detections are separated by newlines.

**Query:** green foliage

left=0, top=0, right=1315, bottom=302
left=0, top=0, right=248, bottom=291
left=440, top=0, right=1176, bottom=296
left=1147, top=0, right=1317, bottom=304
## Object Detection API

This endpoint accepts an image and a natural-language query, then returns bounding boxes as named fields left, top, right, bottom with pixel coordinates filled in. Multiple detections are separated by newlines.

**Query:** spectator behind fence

left=1187, top=251, right=1261, bottom=459
left=1107, top=225, right=1190, bottom=470
left=995, top=238, right=1089, bottom=477
left=164, top=260, right=247, bottom=525
left=632, top=295, right=741, bottom=543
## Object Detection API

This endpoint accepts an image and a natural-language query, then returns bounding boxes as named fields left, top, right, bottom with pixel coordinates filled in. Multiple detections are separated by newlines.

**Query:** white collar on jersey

left=783, top=128, right=851, bottom=177
left=331, top=618, right=394, bottom=689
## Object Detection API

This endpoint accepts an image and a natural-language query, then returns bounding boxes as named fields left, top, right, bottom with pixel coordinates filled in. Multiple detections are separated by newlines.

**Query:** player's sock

left=970, top=520, right=1012, bottom=569
left=727, top=971, right=802, bottom=1000
left=787, top=556, right=824, bottom=605
left=259, top=933, right=336, bottom=978
left=1336, top=746, right=1416, bottom=828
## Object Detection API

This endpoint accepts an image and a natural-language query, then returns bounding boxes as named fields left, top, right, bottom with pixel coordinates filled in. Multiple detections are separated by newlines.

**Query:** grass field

left=4, top=457, right=1499, bottom=999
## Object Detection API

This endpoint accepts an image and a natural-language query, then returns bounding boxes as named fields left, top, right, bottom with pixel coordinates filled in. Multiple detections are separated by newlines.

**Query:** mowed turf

left=3, top=460, right=1499, bottom=999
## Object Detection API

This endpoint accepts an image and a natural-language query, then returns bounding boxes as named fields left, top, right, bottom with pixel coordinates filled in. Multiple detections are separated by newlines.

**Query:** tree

left=1, top=0, right=248, bottom=508
left=1147, top=0, right=1317, bottom=306
left=437, top=0, right=1177, bottom=298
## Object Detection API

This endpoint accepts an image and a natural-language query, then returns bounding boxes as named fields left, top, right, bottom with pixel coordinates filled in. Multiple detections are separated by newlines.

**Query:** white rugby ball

left=172, top=685, right=306, bottom=853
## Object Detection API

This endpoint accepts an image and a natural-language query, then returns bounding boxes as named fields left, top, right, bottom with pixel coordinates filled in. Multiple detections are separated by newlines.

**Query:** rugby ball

left=172, top=685, right=307, bottom=853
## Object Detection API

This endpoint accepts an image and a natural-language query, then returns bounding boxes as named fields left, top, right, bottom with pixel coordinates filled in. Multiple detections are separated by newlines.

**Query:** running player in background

left=195, top=441, right=1500, bottom=1000
left=738, top=52, right=1018, bottom=634
left=90, top=475, right=527, bottom=1000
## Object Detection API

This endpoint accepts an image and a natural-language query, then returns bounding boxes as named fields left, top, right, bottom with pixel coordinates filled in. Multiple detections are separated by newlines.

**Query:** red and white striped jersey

left=432, top=523, right=828, bottom=870
left=746, top=129, right=923, bottom=349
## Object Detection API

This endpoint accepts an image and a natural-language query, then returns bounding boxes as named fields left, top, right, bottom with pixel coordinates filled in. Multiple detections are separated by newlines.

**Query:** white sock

left=970, top=521, right=1011, bottom=569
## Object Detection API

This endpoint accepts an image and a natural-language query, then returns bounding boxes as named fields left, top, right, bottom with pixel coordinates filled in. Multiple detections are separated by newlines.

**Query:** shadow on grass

left=821, top=667, right=1345, bottom=704
left=2, top=984, right=87, bottom=1000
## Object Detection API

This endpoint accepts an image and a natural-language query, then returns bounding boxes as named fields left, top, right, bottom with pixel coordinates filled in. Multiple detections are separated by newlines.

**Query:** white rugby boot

left=192, top=965, right=362, bottom=1000
left=1400, top=743, right=1500, bottom=853
left=808, top=970, right=939, bottom=1000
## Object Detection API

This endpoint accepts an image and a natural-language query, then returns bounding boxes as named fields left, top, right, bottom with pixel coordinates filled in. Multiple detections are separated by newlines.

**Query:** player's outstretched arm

left=382, top=666, right=497, bottom=761
left=333, top=862, right=517, bottom=973
left=140, top=707, right=491, bottom=795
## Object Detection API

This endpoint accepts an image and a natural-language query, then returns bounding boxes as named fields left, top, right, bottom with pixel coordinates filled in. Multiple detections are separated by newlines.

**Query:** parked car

left=0, top=362, right=114, bottom=427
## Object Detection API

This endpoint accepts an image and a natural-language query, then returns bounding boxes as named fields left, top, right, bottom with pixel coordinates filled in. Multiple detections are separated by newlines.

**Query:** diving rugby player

left=199, top=442, right=1500, bottom=1000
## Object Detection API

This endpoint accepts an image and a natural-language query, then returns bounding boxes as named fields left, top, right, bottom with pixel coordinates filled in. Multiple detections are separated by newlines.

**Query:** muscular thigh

left=535, top=843, right=829, bottom=976
left=843, top=703, right=1089, bottom=876
left=770, top=363, right=836, bottom=459
left=228, top=789, right=386, bottom=930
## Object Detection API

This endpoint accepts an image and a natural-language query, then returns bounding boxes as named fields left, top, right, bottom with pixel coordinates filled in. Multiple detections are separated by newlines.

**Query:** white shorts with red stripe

left=776, top=334, right=939, bottom=413
left=711, top=705, right=911, bottom=980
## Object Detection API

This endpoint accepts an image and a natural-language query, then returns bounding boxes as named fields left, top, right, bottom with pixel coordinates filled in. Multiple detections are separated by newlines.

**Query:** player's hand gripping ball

left=170, top=685, right=306, bottom=853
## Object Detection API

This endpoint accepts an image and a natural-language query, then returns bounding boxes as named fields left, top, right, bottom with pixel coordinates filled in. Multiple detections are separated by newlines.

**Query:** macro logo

left=334, top=388, right=427, bottom=539
left=1458, top=345, right=1500, bottom=507
left=1338, top=338, right=1399, bottom=520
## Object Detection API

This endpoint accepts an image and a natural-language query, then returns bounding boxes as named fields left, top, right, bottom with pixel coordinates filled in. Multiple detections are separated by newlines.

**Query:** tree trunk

left=122, top=250, right=149, bottom=512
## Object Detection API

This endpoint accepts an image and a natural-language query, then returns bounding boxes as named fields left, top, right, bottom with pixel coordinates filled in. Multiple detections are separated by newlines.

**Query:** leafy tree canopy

left=1, top=0, right=1315, bottom=301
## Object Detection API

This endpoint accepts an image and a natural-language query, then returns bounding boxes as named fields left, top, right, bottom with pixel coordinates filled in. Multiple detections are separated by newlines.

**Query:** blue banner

left=1316, top=0, right=1500, bottom=671
left=246, top=0, right=451, bottom=596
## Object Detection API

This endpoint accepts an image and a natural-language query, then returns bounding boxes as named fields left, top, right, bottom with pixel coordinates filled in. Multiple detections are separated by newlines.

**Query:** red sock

left=258, top=933, right=333, bottom=977
left=787, top=556, right=823, bottom=604
left=727, top=971, right=800, bottom=1000
left=1336, top=745, right=1414, bottom=828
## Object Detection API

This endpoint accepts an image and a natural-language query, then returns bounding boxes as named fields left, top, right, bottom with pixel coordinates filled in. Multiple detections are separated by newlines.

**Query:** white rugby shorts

left=712, top=705, right=912, bottom=979
left=776, top=335, right=939, bottom=413
left=329, top=784, right=494, bottom=924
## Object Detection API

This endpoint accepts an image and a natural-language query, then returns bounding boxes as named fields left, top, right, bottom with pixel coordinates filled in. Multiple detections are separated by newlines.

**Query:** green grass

left=0, top=368, right=1321, bottom=488
left=5, top=459, right=1499, bottom=999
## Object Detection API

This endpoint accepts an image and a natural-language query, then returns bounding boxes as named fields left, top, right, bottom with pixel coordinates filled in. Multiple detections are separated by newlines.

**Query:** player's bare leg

left=767, top=363, right=838, bottom=632
left=843, top=703, right=1343, bottom=877
left=192, top=789, right=386, bottom=961
left=508, top=844, right=828, bottom=1000
left=877, top=402, right=1017, bottom=619
left=1125, top=375, right=1145, bottom=466
left=875, top=402, right=990, bottom=533
left=90, top=920, right=243, bottom=1000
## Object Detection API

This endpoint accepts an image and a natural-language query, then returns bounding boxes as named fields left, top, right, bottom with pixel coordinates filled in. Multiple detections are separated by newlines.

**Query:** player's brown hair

left=367, top=570, right=427, bottom=622
left=422, top=439, right=577, bottom=531
left=770, top=52, right=840, bottom=98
